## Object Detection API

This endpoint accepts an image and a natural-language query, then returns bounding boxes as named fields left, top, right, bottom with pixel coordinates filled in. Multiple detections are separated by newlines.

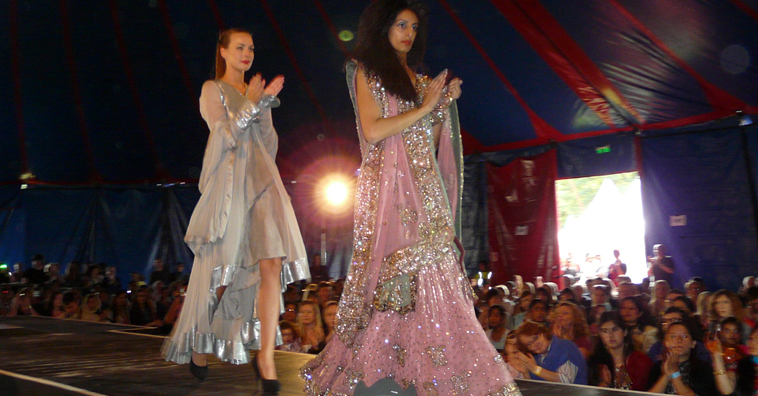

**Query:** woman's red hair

left=215, top=28, right=252, bottom=79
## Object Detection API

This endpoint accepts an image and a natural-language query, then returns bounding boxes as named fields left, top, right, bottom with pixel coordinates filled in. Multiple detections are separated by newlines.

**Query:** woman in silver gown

left=161, top=28, right=309, bottom=394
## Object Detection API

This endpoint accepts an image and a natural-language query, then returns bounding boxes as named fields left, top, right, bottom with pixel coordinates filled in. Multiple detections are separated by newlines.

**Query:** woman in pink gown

left=300, top=1, right=521, bottom=395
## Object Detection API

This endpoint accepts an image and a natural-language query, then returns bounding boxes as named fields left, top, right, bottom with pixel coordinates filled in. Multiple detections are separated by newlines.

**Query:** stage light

left=325, top=181, right=348, bottom=207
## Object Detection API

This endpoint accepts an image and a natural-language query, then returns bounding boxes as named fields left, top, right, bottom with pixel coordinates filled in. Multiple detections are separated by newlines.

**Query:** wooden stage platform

left=0, top=316, right=655, bottom=395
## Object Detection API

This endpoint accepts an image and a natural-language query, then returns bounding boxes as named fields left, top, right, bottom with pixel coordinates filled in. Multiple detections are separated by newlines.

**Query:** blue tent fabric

left=557, top=133, right=637, bottom=179
left=641, top=129, right=758, bottom=290
left=0, top=186, right=197, bottom=285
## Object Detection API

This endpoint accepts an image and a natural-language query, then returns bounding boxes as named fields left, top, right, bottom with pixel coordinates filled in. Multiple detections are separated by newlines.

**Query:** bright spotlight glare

left=325, top=182, right=348, bottom=206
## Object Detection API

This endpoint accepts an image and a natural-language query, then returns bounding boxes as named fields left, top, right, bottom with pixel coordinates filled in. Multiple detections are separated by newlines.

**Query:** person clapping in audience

left=296, top=301, right=324, bottom=353
left=647, top=320, right=717, bottom=395
left=515, top=321, right=588, bottom=384
left=708, top=324, right=758, bottom=395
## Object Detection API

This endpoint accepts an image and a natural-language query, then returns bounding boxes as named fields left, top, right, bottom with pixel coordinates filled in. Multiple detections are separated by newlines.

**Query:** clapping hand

left=264, top=75, right=284, bottom=97
left=663, top=350, right=680, bottom=376
left=245, top=73, right=265, bottom=105
left=420, top=70, right=447, bottom=113
left=516, top=351, right=538, bottom=373
left=447, top=77, right=462, bottom=100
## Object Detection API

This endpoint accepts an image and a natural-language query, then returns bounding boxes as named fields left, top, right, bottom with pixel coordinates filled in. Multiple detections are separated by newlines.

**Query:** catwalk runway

left=0, top=317, right=654, bottom=395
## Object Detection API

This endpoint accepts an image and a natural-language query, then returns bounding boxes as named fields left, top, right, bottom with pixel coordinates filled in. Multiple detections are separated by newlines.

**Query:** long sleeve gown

left=162, top=80, right=310, bottom=365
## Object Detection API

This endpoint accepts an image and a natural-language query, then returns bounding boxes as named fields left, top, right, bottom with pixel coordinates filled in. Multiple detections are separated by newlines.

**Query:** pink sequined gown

left=300, top=61, right=521, bottom=396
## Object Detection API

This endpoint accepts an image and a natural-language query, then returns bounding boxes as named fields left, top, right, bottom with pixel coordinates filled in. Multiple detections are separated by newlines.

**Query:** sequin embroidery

left=426, top=345, right=448, bottom=367
left=393, top=344, right=407, bottom=367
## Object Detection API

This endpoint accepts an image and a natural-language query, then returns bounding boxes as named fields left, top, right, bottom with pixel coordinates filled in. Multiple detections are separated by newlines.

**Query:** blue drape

left=641, top=128, right=758, bottom=290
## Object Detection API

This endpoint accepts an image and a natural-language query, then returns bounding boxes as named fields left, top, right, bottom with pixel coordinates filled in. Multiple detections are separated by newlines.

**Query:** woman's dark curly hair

left=587, top=311, right=632, bottom=387
left=353, top=0, right=429, bottom=102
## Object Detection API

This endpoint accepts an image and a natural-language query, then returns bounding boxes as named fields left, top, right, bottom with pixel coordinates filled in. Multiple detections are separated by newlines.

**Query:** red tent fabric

left=487, top=150, right=560, bottom=285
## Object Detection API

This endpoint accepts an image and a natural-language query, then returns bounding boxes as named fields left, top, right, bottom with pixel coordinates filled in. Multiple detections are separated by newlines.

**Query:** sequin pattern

left=451, top=372, right=471, bottom=395
left=393, top=344, right=407, bottom=367
left=423, top=381, right=440, bottom=396
left=426, top=345, right=449, bottom=367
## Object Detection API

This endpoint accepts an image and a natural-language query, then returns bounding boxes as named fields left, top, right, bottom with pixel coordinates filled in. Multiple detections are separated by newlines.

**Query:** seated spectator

left=617, top=281, right=639, bottom=302
left=282, top=301, right=298, bottom=322
left=710, top=289, right=750, bottom=343
left=592, top=284, right=612, bottom=311
left=59, top=290, right=82, bottom=319
left=648, top=307, right=712, bottom=365
left=647, top=321, right=718, bottom=395
left=494, top=285, right=515, bottom=317
left=7, top=287, right=39, bottom=316
left=648, top=280, right=670, bottom=318
left=277, top=320, right=305, bottom=353
left=741, top=286, right=758, bottom=331
left=161, top=286, right=185, bottom=334
left=572, top=284, right=590, bottom=309
left=44, top=262, right=65, bottom=285
left=619, top=296, right=658, bottom=354
left=478, top=305, right=491, bottom=331
left=130, top=289, right=161, bottom=327
left=664, top=288, right=686, bottom=310
left=557, top=287, right=578, bottom=304
left=45, top=291, right=65, bottom=318
left=80, top=293, right=102, bottom=322
left=508, top=290, right=533, bottom=330
left=487, top=305, right=508, bottom=351
left=695, top=290, right=711, bottom=330
left=283, top=284, right=301, bottom=304
left=514, top=320, right=588, bottom=384
left=550, top=301, right=591, bottom=358
left=315, top=282, right=335, bottom=310
left=102, top=266, right=122, bottom=292
left=320, top=301, right=338, bottom=348
left=523, top=282, right=536, bottom=295
left=503, top=333, right=527, bottom=379
left=708, top=324, right=758, bottom=396
left=588, top=311, right=653, bottom=391
left=86, top=264, right=105, bottom=288
left=671, top=295, right=704, bottom=339
left=671, top=295, right=696, bottom=316
left=535, top=285, right=555, bottom=305
left=685, top=276, right=706, bottom=302
left=716, top=317, right=749, bottom=361
left=297, top=301, right=324, bottom=353
left=600, top=278, right=618, bottom=307
left=104, top=291, right=130, bottom=324
left=525, top=298, right=549, bottom=326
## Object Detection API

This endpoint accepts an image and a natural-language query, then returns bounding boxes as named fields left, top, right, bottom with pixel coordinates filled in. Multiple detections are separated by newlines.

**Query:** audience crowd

left=2, top=252, right=758, bottom=395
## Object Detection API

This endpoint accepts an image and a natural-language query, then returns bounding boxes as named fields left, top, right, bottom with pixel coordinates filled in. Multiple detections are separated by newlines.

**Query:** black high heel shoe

left=252, top=355, right=281, bottom=395
left=189, top=356, right=208, bottom=381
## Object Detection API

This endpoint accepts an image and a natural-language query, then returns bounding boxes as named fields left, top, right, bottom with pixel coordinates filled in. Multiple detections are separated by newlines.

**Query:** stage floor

left=0, top=317, right=656, bottom=396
